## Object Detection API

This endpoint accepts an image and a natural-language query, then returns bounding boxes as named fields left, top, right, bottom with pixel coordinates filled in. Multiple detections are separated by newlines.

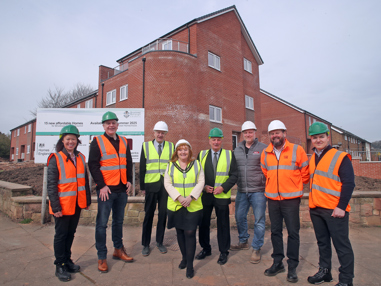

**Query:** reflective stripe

left=100, top=165, right=121, bottom=171
left=265, top=190, right=303, bottom=198
left=168, top=142, right=174, bottom=159
left=97, top=136, right=117, bottom=160
left=146, top=159, right=160, bottom=164
left=312, top=151, right=343, bottom=183
left=58, top=191, right=77, bottom=197
left=78, top=186, right=86, bottom=191
left=264, top=144, right=299, bottom=170
left=314, top=169, right=340, bottom=182
left=77, top=174, right=85, bottom=179
left=58, top=177, right=77, bottom=184
left=312, top=183, right=341, bottom=197
left=173, top=183, right=197, bottom=188
left=265, top=191, right=278, bottom=198
left=146, top=169, right=161, bottom=174
left=300, top=160, right=309, bottom=168
left=119, top=154, right=126, bottom=158
left=56, top=152, right=85, bottom=184
left=216, top=171, right=229, bottom=176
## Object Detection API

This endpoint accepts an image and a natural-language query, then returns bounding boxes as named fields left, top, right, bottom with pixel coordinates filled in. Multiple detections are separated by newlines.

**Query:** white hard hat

left=153, top=121, right=168, bottom=132
left=175, top=139, right=192, bottom=150
left=241, top=121, right=257, bottom=132
left=268, top=120, right=287, bottom=133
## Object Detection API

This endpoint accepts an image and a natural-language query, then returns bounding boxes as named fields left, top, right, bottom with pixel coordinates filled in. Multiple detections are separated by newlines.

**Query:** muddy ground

left=0, top=161, right=380, bottom=196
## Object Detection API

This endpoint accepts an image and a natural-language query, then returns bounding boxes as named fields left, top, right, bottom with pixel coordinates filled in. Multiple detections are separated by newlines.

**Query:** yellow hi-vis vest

left=167, top=160, right=203, bottom=212
left=200, top=149, right=232, bottom=199
left=143, top=141, right=174, bottom=183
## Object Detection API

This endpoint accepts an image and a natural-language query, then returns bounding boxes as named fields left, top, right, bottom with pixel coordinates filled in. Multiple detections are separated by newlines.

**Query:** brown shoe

left=230, top=241, right=249, bottom=251
left=250, top=249, right=261, bottom=264
left=98, top=259, right=108, bottom=273
left=113, top=246, right=134, bottom=263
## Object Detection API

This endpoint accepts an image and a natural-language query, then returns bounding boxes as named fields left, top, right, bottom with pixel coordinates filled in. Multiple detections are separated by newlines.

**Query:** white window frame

left=24, top=126, right=27, bottom=134
left=16, top=148, right=19, bottom=155
left=27, top=145, right=30, bottom=154
left=245, top=95, right=254, bottom=110
left=14, top=131, right=16, bottom=137
left=120, top=84, right=128, bottom=101
left=244, top=58, right=252, bottom=73
left=28, top=124, right=31, bottom=132
left=209, top=105, right=222, bottom=123
left=208, top=52, right=221, bottom=71
left=17, top=129, right=20, bottom=136
left=162, top=39, right=172, bottom=50
left=77, top=104, right=81, bottom=108
left=106, top=89, right=116, bottom=106
left=85, top=99, right=93, bottom=108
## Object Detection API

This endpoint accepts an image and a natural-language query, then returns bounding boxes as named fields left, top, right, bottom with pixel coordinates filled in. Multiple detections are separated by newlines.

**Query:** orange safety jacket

left=261, top=139, right=309, bottom=200
left=95, top=135, right=128, bottom=186
left=48, top=151, right=87, bottom=215
left=309, top=148, right=351, bottom=212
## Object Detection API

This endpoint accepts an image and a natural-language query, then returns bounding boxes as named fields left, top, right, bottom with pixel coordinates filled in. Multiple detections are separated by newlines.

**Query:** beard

left=271, top=136, right=285, bottom=148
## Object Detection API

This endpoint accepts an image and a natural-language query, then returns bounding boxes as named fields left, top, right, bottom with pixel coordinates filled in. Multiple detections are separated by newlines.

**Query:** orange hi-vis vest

left=261, top=140, right=309, bottom=200
left=95, top=135, right=128, bottom=186
left=48, top=151, right=87, bottom=215
left=309, top=148, right=351, bottom=212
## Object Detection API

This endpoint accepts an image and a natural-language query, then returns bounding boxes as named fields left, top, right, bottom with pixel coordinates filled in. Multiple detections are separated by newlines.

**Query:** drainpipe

left=304, top=113, right=308, bottom=153
left=101, top=83, right=104, bottom=108
left=142, top=58, right=146, bottom=108
left=187, top=24, right=190, bottom=53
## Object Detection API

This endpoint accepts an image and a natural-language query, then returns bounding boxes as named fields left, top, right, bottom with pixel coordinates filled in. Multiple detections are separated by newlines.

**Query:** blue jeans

left=235, top=191, right=267, bottom=250
left=95, top=191, right=127, bottom=259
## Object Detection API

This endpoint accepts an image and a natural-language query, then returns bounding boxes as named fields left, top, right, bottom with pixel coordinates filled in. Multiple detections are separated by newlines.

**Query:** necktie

left=158, top=144, right=162, bottom=156
left=213, top=152, right=218, bottom=175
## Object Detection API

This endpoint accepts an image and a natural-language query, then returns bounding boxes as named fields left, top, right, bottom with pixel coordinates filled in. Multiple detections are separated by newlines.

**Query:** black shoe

left=287, top=268, right=298, bottom=283
left=65, top=260, right=80, bottom=273
left=186, top=268, right=194, bottom=279
left=334, top=283, right=353, bottom=286
left=55, top=263, right=71, bottom=282
left=179, top=260, right=187, bottom=269
left=217, top=252, right=229, bottom=265
left=264, top=262, right=285, bottom=276
left=307, top=267, right=333, bottom=284
left=195, top=249, right=211, bottom=260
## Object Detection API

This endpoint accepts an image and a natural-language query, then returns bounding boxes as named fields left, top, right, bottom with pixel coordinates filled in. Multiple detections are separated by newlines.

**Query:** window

left=162, top=40, right=172, bottom=50
left=28, top=124, right=31, bottom=132
left=85, top=99, right=93, bottom=108
left=245, top=95, right=254, bottom=110
left=14, top=131, right=16, bottom=137
left=16, top=148, right=19, bottom=155
left=106, top=90, right=116, bottom=105
left=244, top=58, right=252, bottom=73
left=120, top=85, right=128, bottom=101
left=24, top=126, right=27, bottom=133
left=17, top=129, right=20, bottom=136
left=77, top=104, right=81, bottom=108
left=209, top=105, right=222, bottom=123
left=345, top=135, right=347, bottom=140
left=208, top=52, right=220, bottom=71
left=27, top=145, right=30, bottom=154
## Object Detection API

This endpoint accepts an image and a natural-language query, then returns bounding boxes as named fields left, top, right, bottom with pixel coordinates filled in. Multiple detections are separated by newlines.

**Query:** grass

left=19, top=218, right=33, bottom=224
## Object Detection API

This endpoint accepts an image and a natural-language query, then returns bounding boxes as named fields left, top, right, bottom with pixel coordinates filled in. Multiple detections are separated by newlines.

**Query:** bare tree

left=30, top=83, right=94, bottom=116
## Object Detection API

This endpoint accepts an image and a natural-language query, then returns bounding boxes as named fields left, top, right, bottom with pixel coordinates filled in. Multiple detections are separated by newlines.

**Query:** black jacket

left=197, top=149, right=238, bottom=206
left=47, top=148, right=91, bottom=214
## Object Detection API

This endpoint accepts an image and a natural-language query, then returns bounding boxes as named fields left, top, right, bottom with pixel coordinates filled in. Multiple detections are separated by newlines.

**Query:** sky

left=0, top=0, right=380, bottom=142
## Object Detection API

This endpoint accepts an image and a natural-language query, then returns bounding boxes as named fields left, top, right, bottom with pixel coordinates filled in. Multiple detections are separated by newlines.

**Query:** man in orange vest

left=307, top=122, right=355, bottom=286
left=89, top=111, right=134, bottom=273
left=261, top=120, right=309, bottom=283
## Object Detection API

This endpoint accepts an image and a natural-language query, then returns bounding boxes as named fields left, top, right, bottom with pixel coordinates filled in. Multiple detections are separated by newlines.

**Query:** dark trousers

left=95, top=190, right=127, bottom=259
left=54, top=205, right=81, bottom=265
left=141, top=185, right=168, bottom=246
left=310, top=207, right=354, bottom=284
left=199, top=202, right=230, bottom=254
left=268, top=198, right=300, bottom=269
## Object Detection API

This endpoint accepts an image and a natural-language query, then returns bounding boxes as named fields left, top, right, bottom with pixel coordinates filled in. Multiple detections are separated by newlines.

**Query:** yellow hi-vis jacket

left=143, top=141, right=174, bottom=183
left=47, top=151, right=87, bottom=215
left=199, top=149, right=232, bottom=199
left=167, top=160, right=203, bottom=212
left=95, top=135, right=128, bottom=186
left=309, top=148, right=351, bottom=212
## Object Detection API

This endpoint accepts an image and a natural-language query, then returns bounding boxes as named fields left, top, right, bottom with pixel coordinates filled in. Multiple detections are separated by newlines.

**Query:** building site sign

left=35, top=108, right=145, bottom=163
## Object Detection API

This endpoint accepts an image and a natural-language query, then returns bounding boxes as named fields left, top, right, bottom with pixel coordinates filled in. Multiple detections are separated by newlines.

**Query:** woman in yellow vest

left=164, top=139, right=205, bottom=279
left=47, top=125, right=91, bottom=282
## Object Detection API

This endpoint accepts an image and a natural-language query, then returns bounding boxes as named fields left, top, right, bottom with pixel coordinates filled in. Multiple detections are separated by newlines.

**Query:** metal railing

left=142, top=38, right=188, bottom=54
left=350, top=151, right=381, bottom=161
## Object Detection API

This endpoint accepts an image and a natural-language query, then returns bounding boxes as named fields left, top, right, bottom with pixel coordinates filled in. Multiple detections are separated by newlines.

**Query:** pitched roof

left=117, top=5, right=263, bottom=65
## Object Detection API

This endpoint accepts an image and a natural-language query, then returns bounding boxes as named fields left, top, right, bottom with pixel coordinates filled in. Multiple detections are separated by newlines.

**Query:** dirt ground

left=0, top=161, right=380, bottom=196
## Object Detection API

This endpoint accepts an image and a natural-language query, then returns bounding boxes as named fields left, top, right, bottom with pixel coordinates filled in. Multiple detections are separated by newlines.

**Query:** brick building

left=9, top=5, right=371, bottom=162
left=9, top=119, right=36, bottom=162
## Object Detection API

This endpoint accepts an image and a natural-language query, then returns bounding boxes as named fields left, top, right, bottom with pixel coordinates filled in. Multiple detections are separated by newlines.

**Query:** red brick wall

left=10, top=121, right=36, bottom=162
left=352, top=158, right=381, bottom=180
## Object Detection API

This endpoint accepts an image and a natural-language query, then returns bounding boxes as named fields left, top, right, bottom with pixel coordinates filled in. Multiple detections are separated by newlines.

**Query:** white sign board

left=35, top=108, right=145, bottom=163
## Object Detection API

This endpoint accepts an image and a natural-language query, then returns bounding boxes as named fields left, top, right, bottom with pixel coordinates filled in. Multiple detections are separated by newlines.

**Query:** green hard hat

left=209, top=128, right=223, bottom=138
left=309, top=122, right=329, bottom=136
left=60, top=125, right=80, bottom=137
left=102, top=111, right=118, bottom=123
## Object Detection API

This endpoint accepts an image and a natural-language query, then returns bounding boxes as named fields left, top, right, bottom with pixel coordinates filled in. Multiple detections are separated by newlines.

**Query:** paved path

left=0, top=212, right=380, bottom=285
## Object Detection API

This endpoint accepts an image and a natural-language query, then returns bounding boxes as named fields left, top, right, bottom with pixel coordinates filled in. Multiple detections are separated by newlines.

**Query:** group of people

left=47, top=111, right=355, bottom=286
